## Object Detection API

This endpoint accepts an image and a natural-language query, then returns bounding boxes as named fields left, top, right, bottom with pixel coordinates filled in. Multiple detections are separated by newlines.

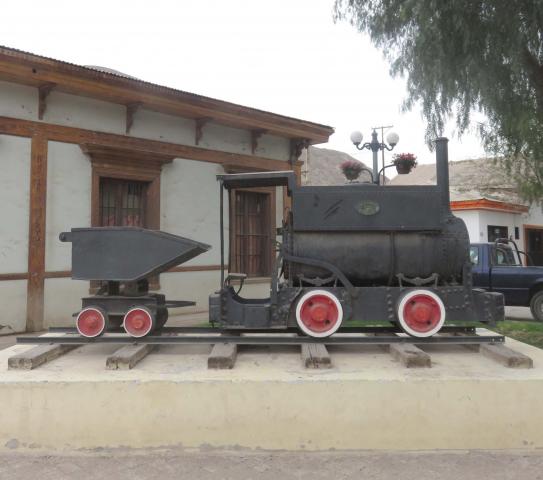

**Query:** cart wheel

left=123, top=306, right=155, bottom=337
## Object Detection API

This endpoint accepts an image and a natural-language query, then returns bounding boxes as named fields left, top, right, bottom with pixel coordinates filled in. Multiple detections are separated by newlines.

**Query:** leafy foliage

left=334, top=1, right=543, bottom=200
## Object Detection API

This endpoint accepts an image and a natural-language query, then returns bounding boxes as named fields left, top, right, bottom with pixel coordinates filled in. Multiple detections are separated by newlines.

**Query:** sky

left=0, top=0, right=487, bottom=168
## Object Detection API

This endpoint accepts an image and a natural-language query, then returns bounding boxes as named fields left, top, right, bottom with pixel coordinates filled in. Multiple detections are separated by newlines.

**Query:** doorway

left=525, top=227, right=543, bottom=266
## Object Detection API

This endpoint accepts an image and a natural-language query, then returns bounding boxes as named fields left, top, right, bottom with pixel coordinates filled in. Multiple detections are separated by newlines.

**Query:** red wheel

left=397, top=289, right=445, bottom=337
left=295, top=290, right=343, bottom=338
left=123, top=306, right=155, bottom=338
left=76, top=307, right=107, bottom=338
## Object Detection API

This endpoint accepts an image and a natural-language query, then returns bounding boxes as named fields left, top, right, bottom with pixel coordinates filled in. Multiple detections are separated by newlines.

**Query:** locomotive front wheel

left=123, top=306, right=155, bottom=338
left=295, top=290, right=343, bottom=338
left=397, top=289, right=446, bottom=337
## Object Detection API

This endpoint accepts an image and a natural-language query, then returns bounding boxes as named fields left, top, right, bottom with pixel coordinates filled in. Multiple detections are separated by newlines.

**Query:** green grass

left=489, top=320, right=543, bottom=349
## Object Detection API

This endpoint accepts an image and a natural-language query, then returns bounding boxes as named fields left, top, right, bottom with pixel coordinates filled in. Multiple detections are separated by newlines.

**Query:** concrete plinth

left=0, top=333, right=542, bottom=452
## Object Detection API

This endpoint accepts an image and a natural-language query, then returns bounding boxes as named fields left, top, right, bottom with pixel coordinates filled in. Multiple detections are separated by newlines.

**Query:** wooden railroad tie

left=301, top=343, right=332, bottom=369
left=106, top=344, right=156, bottom=370
left=208, top=343, right=238, bottom=369
left=389, top=343, right=432, bottom=368
left=371, top=332, right=432, bottom=368
left=480, top=343, right=533, bottom=369
left=8, top=343, right=78, bottom=370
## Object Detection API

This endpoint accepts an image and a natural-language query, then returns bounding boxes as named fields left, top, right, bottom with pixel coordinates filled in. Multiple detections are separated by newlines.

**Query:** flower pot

left=343, top=170, right=360, bottom=181
left=395, top=162, right=413, bottom=174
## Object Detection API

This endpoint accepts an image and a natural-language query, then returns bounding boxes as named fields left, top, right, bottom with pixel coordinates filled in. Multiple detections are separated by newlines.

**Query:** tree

left=334, top=1, right=543, bottom=200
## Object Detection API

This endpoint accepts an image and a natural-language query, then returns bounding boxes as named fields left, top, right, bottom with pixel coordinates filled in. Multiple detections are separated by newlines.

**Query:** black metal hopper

left=59, top=227, right=211, bottom=281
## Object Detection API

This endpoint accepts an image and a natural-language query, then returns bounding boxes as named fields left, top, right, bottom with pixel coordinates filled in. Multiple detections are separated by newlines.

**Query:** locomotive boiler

left=210, top=137, right=504, bottom=337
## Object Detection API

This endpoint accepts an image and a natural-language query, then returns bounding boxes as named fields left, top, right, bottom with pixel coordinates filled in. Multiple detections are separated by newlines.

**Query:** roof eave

left=0, top=46, right=334, bottom=144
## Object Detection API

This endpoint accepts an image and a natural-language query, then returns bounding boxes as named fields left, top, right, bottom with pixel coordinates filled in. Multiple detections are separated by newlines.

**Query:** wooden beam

left=37, top=82, right=55, bottom=120
left=0, top=273, right=29, bottom=281
left=0, top=115, right=290, bottom=172
left=301, top=344, right=332, bottom=369
left=106, top=344, right=156, bottom=370
left=251, top=129, right=267, bottom=154
left=125, top=102, right=142, bottom=134
left=480, top=344, right=533, bottom=368
left=8, top=344, right=77, bottom=370
left=208, top=343, right=238, bottom=369
left=195, top=117, right=211, bottom=146
left=389, top=343, right=432, bottom=368
left=26, top=134, right=48, bottom=332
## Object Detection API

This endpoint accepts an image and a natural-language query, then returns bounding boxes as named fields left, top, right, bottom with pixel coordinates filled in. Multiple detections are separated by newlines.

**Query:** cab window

left=493, top=247, right=520, bottom=266
left=469, top=246, right=479, bottom=265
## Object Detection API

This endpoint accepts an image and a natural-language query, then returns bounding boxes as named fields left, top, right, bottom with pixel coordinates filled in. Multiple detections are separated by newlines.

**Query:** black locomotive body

left=210, top=138, right=504, bottom=337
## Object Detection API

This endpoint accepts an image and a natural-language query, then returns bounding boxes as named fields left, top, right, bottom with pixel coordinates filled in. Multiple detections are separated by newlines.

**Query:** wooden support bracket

left=38, top=83, right=55, bottom=120
left=195, top=117, right=211, bottom=145
left=290, top=138, right=309, bottom=163
left=251, top=129, right=267, bottom=154
left=301, top=343, right=332, bottom=369
left=125, top=102, right=142, bottom=134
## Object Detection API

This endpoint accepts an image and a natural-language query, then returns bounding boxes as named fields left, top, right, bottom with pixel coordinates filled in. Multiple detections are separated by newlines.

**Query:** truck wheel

left=530, top=291, right=543, bottom=322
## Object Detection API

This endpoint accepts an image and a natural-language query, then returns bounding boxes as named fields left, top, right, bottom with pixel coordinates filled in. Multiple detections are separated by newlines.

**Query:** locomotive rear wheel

left=295, top=290, right=343, bottom=338
left=397, top=289, right=446, bottom=337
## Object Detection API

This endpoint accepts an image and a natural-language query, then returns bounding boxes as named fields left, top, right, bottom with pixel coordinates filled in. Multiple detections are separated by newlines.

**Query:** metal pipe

left=435, top=137, right=450, bottom=212
left=371, top=130, right=379, bottom=184
left=219, top=181, right=225, bottom=287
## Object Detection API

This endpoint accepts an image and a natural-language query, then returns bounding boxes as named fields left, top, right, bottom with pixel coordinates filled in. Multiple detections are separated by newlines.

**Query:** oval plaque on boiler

left=356, top=200, right=380, bottom=216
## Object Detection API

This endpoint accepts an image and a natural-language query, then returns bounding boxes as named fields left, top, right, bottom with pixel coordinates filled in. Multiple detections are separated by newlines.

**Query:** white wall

left=43, top=91, right=125, bottom=135
left=0, top=135, right=31, bottom=274
left=0, top=280, right=27, bottom=334
left=45, top=141, right=92, bottom=272
left=42, top=142, right=92, bottom=327
left=0, top=134, right=31, bottom=334
left=43, top=277, right=90, bottom=328
left=453, top=210, right=481, bottom=243
left=0, top=79, right=291, bottom=163
left=478, top=210, right=522, bottom=243
left=0, top=80, right=37, bottom=120
left=161, top=158, right=227, bottom=266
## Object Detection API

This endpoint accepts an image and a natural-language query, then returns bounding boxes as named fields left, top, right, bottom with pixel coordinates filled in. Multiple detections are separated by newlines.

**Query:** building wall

left=0, top=78, right=291, bottom=330
left=0, top=134, right=31, bottom=333
left=453, top=210, right=480, bottom=242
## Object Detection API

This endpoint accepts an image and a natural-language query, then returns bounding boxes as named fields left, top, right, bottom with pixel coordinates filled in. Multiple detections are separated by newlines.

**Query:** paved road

left=1, top=450, right=542, bottom=480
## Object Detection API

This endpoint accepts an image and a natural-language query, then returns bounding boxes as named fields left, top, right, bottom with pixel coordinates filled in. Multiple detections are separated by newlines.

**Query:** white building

left=0, top=46, right=333, bottom=334
left=389, top=159, right=543, bottom=264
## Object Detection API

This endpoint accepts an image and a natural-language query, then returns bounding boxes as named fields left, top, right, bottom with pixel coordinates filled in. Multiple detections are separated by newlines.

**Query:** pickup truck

left=470, top=240, right=543, bottom=321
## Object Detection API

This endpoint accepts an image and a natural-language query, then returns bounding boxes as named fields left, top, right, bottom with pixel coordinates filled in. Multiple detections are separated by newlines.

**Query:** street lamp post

left=350, top=129, right=399, bottom=184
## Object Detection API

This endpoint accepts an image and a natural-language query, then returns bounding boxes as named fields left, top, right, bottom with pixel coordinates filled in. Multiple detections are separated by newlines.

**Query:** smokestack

left=435, top=137, right=450, bottom=212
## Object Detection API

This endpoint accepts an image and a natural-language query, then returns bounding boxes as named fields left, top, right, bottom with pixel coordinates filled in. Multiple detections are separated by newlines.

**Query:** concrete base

left=0, top=332, right=542, bottom=452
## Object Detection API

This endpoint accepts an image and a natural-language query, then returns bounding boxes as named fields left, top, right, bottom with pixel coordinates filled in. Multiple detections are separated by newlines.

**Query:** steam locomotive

left=61, top=137, right=504, bottom=339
